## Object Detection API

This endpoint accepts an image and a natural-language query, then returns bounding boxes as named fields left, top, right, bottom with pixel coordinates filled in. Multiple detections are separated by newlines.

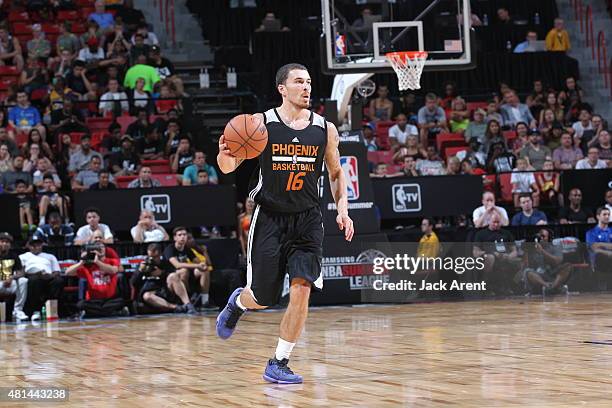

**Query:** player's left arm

left=324, top=122, right=354, bottom=242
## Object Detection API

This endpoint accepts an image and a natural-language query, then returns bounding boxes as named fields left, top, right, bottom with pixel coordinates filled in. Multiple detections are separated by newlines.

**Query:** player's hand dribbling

left=336, top=213, right=354, bottom=242
left=218, top=135, right=234, bottom=158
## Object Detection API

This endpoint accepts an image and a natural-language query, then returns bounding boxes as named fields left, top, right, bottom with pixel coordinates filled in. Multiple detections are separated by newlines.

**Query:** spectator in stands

left=88, top=170, right=116, bottom=190
left=519, top=132, right=551, bottom=170
left=20, top=57, right=49, bottom=95
left=590, top=114, right=606, bottom=138
left=148, top=46, right=183, bottom=95
left=511, top=158, right=539, bottom=208
left=56, top=22, right=80, bottom=57
left=255, top=12, right=290, bottom=32
left=514, top=31, right=538, bottom=53
left=27, top=24, right=51, bottom=61
left=541, top=119, right=565, bottom=151
left=110, top=135, right=140, bottom=176
left=47, top=76, right=72, bottom=113
left=553, top=133, right=583, bottom=170
left=129, top=78, right=154, bottom=114
left=0, top=143, right=13, bottom=172
left=526, top=80, right=547, bottom=121
left=98, top=78, right=129, bottom=117
left=185, top=233, right=216, bottom=308
left=49, top=98, right=87, bottom=136
left=34, top=211, right=74, bottom=246
left=559, top=188, right=595, bottom=224
left=500, top=91, right=537, bottom=129
left=510, top=122, right=530, bottom=154
left=473, top=191, right=509, bottom=228
left=417, top=93, right=448, bottom=147
left=88, top=0, right=115, bottom=31
left=71, top=155, right=103, bottom=191
left=19, top=236, right=63, bottom=320
left=571, top=109, right=592, bottom=142
left=116, top=0, right=146, bottom=32
left=541, top=92, right=565, bottom=124
left=55, top=48, right=75, bottom=77
left=545, top=18, right=571, bottom=52
left=156, top=81, right=181, bottom=114
left=196, top=169, right=212, bottom=185
left=397, top=135, right=426, bottom=162
left=586, top=207, right=612, bottom=270
left=0, top=128, right=19, bottom=157
left=64, top=61, right=96, bottom=101
left=482, top=119, right=506, bottom=155
left=496, top=7, right=512, bottom=25
left=64, top=241, right=127, bottom=318
left=368, top=85, right=393, bottom=122
left=487, top=141, right=516, bottom=174
left=8, top=90, right=46, bottom=140
left=575, top=147, right=607, bottom=170
left=363, top=123, right=378, bottom=152
left=38, top=174, right=68, bottom=223
left=127, top=166, right=160, bottom=188
left=182, top=150, right=219, bottom=185
left=444, top=156, right=461, bottom=175
left=124, top=54, right=161, bottom=92
left=592, top=130, right=611, bottom=164
left=131, top=210, right=168, bottom=243
left=389, top=113, right=418, bottom=149
left=605, top=189, right=612, bottom=212
left=416, top=146, right=445, bottom=176
left=170, top=136, right=194, bottom=175
left=74, top=207, right=113, bottom=245
left=0, top=25, right=24, bottom=72
left=485, top=99, right=503, bottom=125
left=400, top=156, right=419, bottom=177
left=523, top=228, right=570, bottom=294
left=125, top=108, right=149, bottom=140
left=449, top=97, right=470, bottom=133
left=473, top=213, right=520, bottom=293
left=129, top=34, right=150, bottom=64
left=77, top=36, right=105, bottom=66
left=1, top=156, right=33, bottom=192
left=456, top=137, right=486, bottom=169
left=0, top=232, right=29, bottom=321
left=417, top=217, right=439, bottom=258
left=136, top=125, right=163, bottom=160
left=511, top=195, right=547, bottom=226
left=464, top=108, right=487, bottom=145
left=131, top=243, right=195, bottom=314
left=439, top=81, right=457, bottom=113
left=559, top=76, right=584, bottom=110
left=163, top=226, right=206, bottom=304
left=370, top=162, right=390, bottom=178
left=15, top=180, right=35, bottom=231
left=68, top=134, right=103, bottom=173
left=100, top=122, right=122, bottom=156
left=129, top=22, right=159, bottom=46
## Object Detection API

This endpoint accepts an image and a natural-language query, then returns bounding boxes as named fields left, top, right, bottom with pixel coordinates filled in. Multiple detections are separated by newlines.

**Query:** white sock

left=274, top=338, right=295, bottom=361
left=201, top=293, right=209, bottom=304
left=235, top=293, right=247, bottom=311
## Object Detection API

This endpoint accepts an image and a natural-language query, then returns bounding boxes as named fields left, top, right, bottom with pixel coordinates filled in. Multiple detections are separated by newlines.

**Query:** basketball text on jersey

left=271, top=143, right=319, bottom=172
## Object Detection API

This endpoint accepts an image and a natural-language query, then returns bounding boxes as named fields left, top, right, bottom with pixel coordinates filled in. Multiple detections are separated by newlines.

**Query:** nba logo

left=141, top=194, right=172, bottom=223
left=340, top=156, right=359, bottom=200
left=335, top=34, right=346, bottom=56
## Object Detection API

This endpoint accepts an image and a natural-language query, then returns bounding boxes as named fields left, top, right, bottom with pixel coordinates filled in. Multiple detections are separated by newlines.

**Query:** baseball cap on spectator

left=468, top=137, right=481, bottom=146
left=32, top=24, right=42, bottom=32
left=27, top=236, right=45, bottom=245
left=0, top=232, right=13, bottom=242
left=121, top=135, right=134, bottom=143
left=150, top=45, right=160, bottom=54
left=364, top=123, right=376, bottom=133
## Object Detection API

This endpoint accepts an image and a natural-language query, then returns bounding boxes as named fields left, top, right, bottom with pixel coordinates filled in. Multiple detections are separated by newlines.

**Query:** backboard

left=321, top=0, right=476, bottom=75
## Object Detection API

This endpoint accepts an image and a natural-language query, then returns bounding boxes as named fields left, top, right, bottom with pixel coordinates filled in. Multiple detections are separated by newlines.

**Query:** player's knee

left=143, top=291, right=154, bottom=302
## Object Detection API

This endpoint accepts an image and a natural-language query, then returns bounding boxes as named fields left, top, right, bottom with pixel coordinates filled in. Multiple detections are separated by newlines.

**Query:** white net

left=386, top=52, right=428, bottom=91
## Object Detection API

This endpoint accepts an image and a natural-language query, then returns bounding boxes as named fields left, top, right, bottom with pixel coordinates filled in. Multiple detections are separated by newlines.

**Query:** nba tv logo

left=340, top=156, right=359, bottom=200
left=392, top=184, right=421, bottom=212
left=141, top=194, right=171, bottom=223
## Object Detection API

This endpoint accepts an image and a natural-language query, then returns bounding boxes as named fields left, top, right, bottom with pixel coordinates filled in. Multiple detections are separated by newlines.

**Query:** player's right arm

left=217, top=112, right=264, bottom=174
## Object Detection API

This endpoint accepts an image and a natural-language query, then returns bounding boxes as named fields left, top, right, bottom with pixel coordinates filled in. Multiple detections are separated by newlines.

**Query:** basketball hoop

left=385, top=51, right=428, bottom=91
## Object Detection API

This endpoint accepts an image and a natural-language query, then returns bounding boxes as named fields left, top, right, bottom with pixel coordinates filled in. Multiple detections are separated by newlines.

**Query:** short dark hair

left=172, top=226, right=187, bottom=236
left=197, top=169, right=209, bottom=176
left=15, top=179, right=27, bottom=187
left=84, top=207, right=101, bottom=217
left=422, top=217, right=435, bottom=227
left=275, top=63, right=308, bottom=87
left=42, top=173, right=54, bottom=181
left=596, top=206, right=610, bottom=217
left=73, top=60, right=86, bottom=68
left=519, top=194, right=532, bottom=202
left=147, top=243, right=162, bottom=253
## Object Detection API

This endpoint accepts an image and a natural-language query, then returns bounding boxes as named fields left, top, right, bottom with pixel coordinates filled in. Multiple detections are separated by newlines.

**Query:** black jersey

left=249, top=108, right=327, bottom=213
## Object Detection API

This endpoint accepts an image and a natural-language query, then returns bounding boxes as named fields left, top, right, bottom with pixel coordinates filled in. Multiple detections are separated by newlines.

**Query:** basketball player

left=216, top=63, right=354, bottom=384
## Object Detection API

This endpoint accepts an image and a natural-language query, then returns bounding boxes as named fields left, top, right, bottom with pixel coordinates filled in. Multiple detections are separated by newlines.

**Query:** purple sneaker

left=216, top=287, right=245, bottom=339
left=263, top=358, right=303, bottom=384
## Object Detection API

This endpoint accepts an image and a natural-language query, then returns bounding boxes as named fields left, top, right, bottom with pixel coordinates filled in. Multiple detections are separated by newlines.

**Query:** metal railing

left=156, top=0, right=176, bottom=48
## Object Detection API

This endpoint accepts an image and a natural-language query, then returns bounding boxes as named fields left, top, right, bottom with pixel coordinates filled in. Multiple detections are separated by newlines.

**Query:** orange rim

left=385, top=51, right=428, bottom=61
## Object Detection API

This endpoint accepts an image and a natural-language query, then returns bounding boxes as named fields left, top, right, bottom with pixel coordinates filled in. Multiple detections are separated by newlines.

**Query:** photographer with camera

left=131, top=243, right=195, bottom=314
left=64, top=233, right=127, bottom=317
left=523, top=228, right=571, bottom=295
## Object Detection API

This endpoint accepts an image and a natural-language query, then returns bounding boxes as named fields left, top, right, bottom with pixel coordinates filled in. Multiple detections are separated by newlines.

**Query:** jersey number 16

left=286, top=172, right=306, bottom=191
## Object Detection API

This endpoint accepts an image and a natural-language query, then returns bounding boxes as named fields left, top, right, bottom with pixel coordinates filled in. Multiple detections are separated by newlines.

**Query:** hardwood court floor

left=2, top=294, right=612, bottom=407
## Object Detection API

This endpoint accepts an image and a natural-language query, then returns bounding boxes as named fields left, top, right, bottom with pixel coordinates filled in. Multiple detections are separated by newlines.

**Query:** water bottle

left=483, top=14, right=489, bottom=26
left=506, top=41, right=512, bottom=52
left=227, top=67, right=237, bottom=88
left=199, top=68, right=210, bottom=89
left=41, top=306, right=46, bottom=322
left=534, top=13, right=540, bottom=25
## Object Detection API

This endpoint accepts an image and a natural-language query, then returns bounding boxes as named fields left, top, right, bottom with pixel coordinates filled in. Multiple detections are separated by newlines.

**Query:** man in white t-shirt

left=19, top=236, right=63, bottom=320
left=389, top=114, right=418, bottom=148
left=575, top=147, right=607, bottom=169
left=99, top=78, right=129, bottom=116
left=571, top=109, right=593, bottom=141
left=131, top=210, right=169, bottom=243
left=75, top=207, right=114, bottom=245
left=472, top=191, right=509, bottom=228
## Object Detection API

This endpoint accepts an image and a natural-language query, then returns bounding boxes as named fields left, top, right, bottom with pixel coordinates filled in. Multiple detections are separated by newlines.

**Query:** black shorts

left=247, top=205, right=324, bottom=306
left=139, top=280, right=180, bottom=305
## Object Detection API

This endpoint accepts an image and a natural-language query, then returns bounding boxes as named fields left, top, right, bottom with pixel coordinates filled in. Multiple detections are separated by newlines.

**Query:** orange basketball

left=223, top=114, right=268, bottom=159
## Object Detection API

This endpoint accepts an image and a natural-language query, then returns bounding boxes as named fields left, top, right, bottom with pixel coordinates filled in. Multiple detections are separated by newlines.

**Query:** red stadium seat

left=498, top=173, right=514, bottom=203
left=436, top=132, right=464, bottom=152
left=142, top=159, right=171, bottom=174
left=70, top=22, right=86, bottom=34
left=117, top=115, right=136, bottom=134
left=8, top=11, right=29, bottom=23
left=115, top=175, right=137, bottom=188
left=91, top=132, right=107, bottom=149
left=76, top=0, right=95, bottom=6
left=0, top=79, right=15, bottom=90
left=367, top=151, right=379, bottom=164
left=444, top=146, right=469, bottom=159
left=153, top=174, right=179, bottom=186
left=86, top=117, right=113, bottom=133
left=503, top=130, right=517, bottom=145
left=57, top=10, right=80, bottom=21
left=30, top=88, right=48, bottom=101
left=0, top=66, right=20, bottom=76
left=377, top=150, right=394, bottom=164
left=12, top=22, right=31, bottom=34
left=375, top=120, right=394, bottom=150
left=69, top=132, right=86, bottom=144
left=466, top=102, right=488, bottom=113
left=386, top=164, right=401, bottom=175
left=15, top=131, right=28, bottom=146
left=41, top=23, right=60, bottom=34
left=81, top=7, right=95, bottom=19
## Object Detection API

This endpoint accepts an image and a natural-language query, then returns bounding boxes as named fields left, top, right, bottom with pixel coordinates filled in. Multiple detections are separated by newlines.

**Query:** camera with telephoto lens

left=140, top=256, right=160, bottom=278
left=81, top=243, right=102, bottom=264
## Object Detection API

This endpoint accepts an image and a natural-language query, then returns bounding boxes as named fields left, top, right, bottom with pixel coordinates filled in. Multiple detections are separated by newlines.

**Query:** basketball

left=223, top=114, right=268, bottom=159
